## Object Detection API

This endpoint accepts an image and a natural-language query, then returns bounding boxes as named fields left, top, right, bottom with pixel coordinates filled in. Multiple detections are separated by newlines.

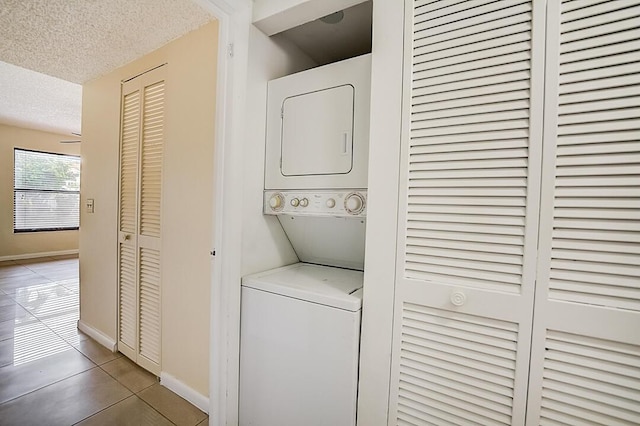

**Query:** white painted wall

left=356, top=2, right=404, bottom=425
left=240, top=28, right=316, bottom=277
left=80, top=21, right=218, bottom=399
left=252, top=0, right=366, bottom=36
left=0, top=124, right=80, bottom=259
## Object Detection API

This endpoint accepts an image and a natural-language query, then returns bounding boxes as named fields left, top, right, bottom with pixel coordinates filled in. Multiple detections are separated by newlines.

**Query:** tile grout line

left=94, top=355, right=181, bottom=426
left=0, top=365, right=101, bottom=408
left=69, top=393, right=136, bottom=426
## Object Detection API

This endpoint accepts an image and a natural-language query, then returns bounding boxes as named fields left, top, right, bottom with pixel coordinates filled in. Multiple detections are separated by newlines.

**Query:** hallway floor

left=0, top=256, right=208, bottom=426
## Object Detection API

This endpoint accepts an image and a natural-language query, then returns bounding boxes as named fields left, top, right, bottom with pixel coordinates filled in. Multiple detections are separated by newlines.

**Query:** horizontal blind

left=14, top=149, right=80, bottom=232
left=406, top=0, right=534, bottom=293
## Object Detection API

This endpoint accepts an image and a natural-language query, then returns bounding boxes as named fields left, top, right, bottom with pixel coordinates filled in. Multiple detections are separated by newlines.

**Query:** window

left=14, top=149, right=80, bottom=232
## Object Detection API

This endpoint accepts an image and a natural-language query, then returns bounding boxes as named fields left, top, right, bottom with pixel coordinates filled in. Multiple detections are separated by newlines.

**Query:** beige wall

left=80, top=21, right=218, bottom=397
left=0, top=123, right=80, bottom=259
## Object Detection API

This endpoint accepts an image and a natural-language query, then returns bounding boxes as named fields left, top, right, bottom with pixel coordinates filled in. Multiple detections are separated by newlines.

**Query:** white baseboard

left=161, top=372, right=209, bottom=413
left=77, top=320, right=117, bottom=352
left=0, top=249, right=79, bottom=262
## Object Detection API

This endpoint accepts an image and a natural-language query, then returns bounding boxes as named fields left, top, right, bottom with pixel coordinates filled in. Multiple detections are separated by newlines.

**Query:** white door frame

left=193, top=0, right=250, bottom=425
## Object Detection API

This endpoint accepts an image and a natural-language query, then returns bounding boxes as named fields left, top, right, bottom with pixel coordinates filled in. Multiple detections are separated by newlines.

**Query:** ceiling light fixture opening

left=319, top=10, right=344, bottom=24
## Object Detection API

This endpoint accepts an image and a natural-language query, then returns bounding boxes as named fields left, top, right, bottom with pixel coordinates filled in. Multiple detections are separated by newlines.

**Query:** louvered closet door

left=117, top=65, right=166, bottom=376
left=389, top=1, right=545, bottom=424
left=526, top=2, right=640, bottom=424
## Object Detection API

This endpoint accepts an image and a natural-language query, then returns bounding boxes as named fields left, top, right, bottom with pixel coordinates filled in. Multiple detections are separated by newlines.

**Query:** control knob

left=299, top=198, right=309, bottom=207
left=344, top=192, right=365, bottom=215
left=326, top=198, right=336, bottom=208
left=268, top=193, right=285, bottom=211
left=290, top=198, right=300, bottom=207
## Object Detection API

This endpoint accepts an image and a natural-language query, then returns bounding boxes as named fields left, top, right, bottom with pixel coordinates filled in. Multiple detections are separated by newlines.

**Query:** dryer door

left=281, top=84, right=354, bottom=176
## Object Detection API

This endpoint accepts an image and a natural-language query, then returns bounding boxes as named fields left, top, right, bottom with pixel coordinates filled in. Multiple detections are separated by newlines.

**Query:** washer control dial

left=300, top=198, right=309, bottom=207
left=344, top=192, right=366, bottom=215
left=326, top=198, right=336, bottom=208
left=268, top=193, right=285, bottom=211
left=290, top=198, right=300, bottom=207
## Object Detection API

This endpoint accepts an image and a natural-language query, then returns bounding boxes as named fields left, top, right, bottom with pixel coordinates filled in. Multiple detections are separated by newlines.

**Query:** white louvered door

left=117, top=65, right=166, bottom=375
left=389, top=1, right=545, bottom=424
left=526, top=1, right=640, bottom=424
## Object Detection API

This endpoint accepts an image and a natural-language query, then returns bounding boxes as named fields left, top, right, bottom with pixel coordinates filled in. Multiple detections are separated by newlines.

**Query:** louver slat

left=540, top=331, right=640, bottom=425
left=405, top=0, right=535, bottom=294
left=119, top=92, right=140, bottom=234
left=140, top=81, right=164, bottom=238
left=549, top=1, right=640, bottom=312
left=119, top=244, right=136, bottom=349
left=139, top=248, right=161, bottom=364
left=398, top=304, right=518, bottom=425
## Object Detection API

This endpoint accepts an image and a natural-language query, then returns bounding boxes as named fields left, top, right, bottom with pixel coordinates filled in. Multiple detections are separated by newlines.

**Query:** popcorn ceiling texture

left=0, top=61, right=82, bottom=135
left=0, top=0, right=216, bottom=83
left=0, top=0, right=215, bottom=135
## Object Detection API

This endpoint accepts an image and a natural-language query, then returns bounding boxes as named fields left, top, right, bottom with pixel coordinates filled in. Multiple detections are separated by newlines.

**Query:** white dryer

left=265, top=54, right=371, bottom=190
left=240, top=263, right=363, bottom=426
left=262, top=54, right=372, bottom=271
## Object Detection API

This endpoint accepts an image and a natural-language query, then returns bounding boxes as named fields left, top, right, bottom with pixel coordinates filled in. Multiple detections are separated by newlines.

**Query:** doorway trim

left=194, top=0, right=250, bottom=424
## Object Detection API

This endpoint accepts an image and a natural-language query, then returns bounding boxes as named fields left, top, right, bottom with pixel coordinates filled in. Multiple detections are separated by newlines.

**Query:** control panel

left=264, top=190, right=367, bottom=217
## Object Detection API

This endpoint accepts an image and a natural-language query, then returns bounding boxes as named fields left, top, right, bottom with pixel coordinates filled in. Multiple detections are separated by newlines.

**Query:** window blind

left=13, top=148, right=80, bottom=232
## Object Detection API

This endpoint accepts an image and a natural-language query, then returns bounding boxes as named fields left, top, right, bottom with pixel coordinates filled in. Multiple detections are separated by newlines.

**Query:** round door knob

left=299, top=198, right=309, bottom=207
left=450, top=291, right=466, bottom=307
left=269, top=193, right=284, bottom=211
left=326, top=198, right=336, bottom=208
left=290, top=198, right=300, bottom=207
left=344, top=193, right=365, bottom=215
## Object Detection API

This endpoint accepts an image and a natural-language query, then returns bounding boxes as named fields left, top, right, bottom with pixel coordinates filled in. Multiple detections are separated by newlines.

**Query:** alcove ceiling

left=278, top=1, right=372, bottom=67
left=0, top=0, right=216, bottom=136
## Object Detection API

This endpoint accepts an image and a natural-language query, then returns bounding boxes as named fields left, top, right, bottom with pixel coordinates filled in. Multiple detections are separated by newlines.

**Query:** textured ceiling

left=0, top=0, right=216, bottom=84
left=0, top=0, right=216, bottom=135
left=0, top=61, right=82, bottom=136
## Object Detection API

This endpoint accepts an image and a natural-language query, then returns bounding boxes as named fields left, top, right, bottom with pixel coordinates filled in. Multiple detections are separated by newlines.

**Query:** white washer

left=239, top=263, right=363, bottom=426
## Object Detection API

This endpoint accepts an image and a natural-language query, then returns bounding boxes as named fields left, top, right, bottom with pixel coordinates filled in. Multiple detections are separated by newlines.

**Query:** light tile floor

left=0, top=256, right=208, bottom=426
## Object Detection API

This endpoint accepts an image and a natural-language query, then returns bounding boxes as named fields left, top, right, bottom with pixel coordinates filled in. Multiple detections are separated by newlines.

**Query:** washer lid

left=241, top=263, right=363, bottom=311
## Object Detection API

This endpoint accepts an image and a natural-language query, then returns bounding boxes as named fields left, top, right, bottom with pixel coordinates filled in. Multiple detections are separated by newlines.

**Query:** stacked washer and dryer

left=239, top=54, right=371, bottom=426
